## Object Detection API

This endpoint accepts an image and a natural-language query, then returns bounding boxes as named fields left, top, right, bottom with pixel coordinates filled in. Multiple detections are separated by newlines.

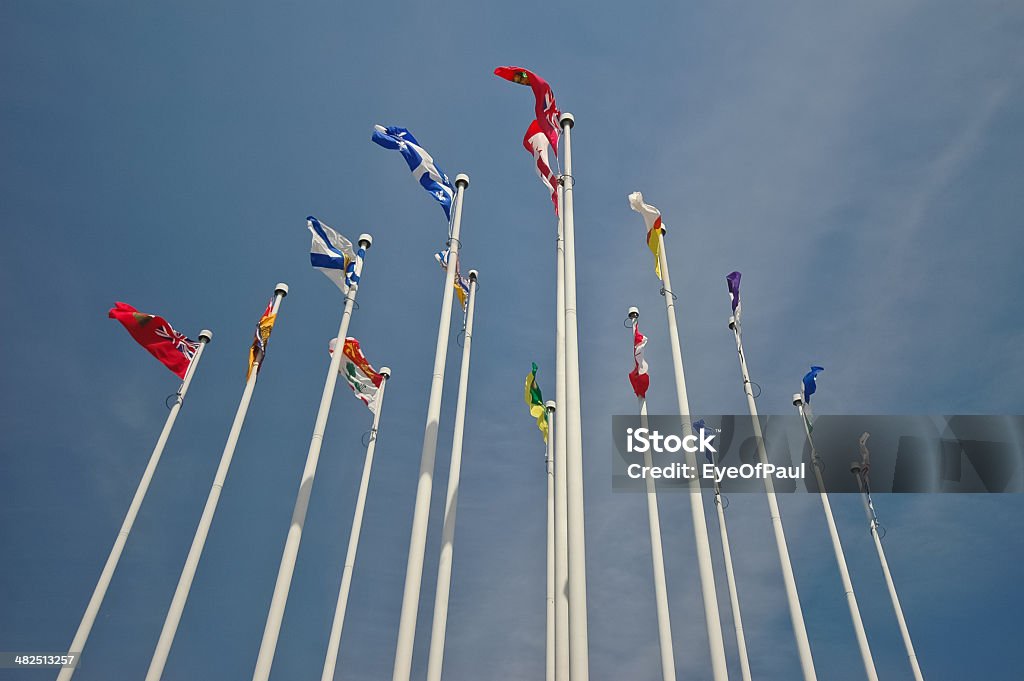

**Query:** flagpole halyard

left=57, top=330, right=212, bottom=681
left=252, top=237, right=371, bottom=681
left=729, top=316, right=817, bottom=680
left=392, top=175, right=470, bottom=681
left=559, top=112, right=592, bottom=681
left=425, top=270, right=479, bottom=681
left=794, top=396, right=879, bottom=681
left=654, top=228, right=730, bottom=681
left=321, top=366, right=392, bottom=681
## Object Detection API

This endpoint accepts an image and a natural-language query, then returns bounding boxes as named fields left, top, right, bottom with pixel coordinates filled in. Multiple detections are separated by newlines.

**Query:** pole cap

left=455, top=173, right=470, bottom=188
left=358, top=233, right=373, bottom=248
left=198, top=329, right=213, bottom=343
left=728, top=315, right=736, bottom=330
left=850, top=462, right=862, bottom=474
left=545, top=400, right=556, bottom=411
left=275, top=283, right=289, bottom=297
left=379, top=366, right=392, bottom=378
left=792, top=393, right=804, bottom=406
left=560, top=112, right=575, bottom=128
left=627, top=306, right=639, bottom=320
left=467, top=269, right=479, bottom=282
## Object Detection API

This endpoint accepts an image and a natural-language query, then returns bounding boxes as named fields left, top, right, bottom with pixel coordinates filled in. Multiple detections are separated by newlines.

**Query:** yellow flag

left=524, top=362, right=548, bottom=442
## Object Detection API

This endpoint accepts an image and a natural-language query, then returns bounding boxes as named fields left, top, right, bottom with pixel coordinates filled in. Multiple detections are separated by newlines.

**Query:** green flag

left=524, top=362, right=548, bottom=442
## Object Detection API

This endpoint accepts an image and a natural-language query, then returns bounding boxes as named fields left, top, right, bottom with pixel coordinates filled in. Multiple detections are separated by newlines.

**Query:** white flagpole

left=544, top=400, right=557, bottom=681
left=553, top=180, right=570, bottom=681
left=794, top=397, right=878, bottom=681
left=252, top=235, right=372, bottom=681
left=57, top=328, right=213, bottom=681
left=729, top=318, right=816, bottom=680
left=558, top=112, right=591, bottom=681
left=708, top=431, right=752, bottom=681
left=392, top=174, right=471, bottom=681
left=146, top=285, right=288, bottom=681
left=628, top=307, right=676, bottom=681
left=654, top=231, right=729, bottom=681
left=320, top=366, right=393, bottom=681
left=851, top=439, right=925, bottom=681
left=425, top=270, right=479, bottom=681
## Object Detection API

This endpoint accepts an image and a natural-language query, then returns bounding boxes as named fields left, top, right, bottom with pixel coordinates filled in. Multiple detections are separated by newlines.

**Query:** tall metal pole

left=655, top=232, right=729, bottom=681
left=558, top=111, right=590, bottom=681
left=147, top=285, right=288, bottom=680
left=252, top=236, right=372, bottom=681
left=544, top=400, right=557, bottom=681
left=57, top=329, right=212, bottom=681
left=392, top=174, right=470, bottom=681
left=553, top=180, right=570, bottom=681
left=794, top=398, right=878, bottom=681
left=707, top=427, right=752, bottom=681
left=425, top=270, right=480, bottom=681
left=320, top=367, right=393, bottom=681
left=851, top=440, right=925, bottom=681
left=730, top=319, right=816, bottom=680
left=628, top=308, right=676, bottom=681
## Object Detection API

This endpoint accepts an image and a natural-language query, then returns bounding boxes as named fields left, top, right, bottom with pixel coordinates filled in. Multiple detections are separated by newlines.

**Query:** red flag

left=494, top=66, right=561, bottom=151
left=629, top=321, right=650, bottom=398
left=523, top=120, right=559, bottom=214
left=108, top=302, right=199, bottom=379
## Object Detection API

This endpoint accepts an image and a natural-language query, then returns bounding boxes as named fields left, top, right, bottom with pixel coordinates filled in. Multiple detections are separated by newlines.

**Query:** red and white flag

left=629, top=321, right=650, bottom=398
left=523, top=120, right=559, bottom=214
left=494, top=66, right=561, bottom=150
left=108, top=302, right=199, bottom=379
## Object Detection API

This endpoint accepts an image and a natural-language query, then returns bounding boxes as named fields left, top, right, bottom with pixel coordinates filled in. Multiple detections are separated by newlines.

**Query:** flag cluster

left=109, top=302, right=200, bottom=379
left=435, top=247, right=471, bottom=311
left=308, top=216, right=362, bottom=293
left=628, top=192, right=665, bottom=280
left=372, top=125, right=455, bottom=221
left=329, top=337, right=385, bottom=413
left=629, top=321, right=650, bottom=398
left=524, top=362, right=548, bottom=442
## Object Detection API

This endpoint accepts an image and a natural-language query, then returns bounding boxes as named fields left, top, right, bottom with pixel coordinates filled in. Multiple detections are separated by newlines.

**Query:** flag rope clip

left=446, top=237, right=462, bottom=249
left=165, top=392, right=183, bottom=410
left=715, top=492, right=731, bottom=510
left=557, top=173, right=575, bottom=188
left=361, top=427, right=378, bottom=448
left=659, top=286, right=678, bottom=301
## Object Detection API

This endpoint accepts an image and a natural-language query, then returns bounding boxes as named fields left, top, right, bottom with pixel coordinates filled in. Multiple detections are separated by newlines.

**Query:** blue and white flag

left=308, top=216, right=360, bottom=294
left=692, top=419, right=720, bottom=464
left=373, top=125, right=455, bottom=221
left=435, top=247, right=470, bottom=311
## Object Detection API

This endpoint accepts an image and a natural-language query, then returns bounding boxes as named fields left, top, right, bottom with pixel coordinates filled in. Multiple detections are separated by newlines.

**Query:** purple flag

left=726, top=271, right=742, bottom=316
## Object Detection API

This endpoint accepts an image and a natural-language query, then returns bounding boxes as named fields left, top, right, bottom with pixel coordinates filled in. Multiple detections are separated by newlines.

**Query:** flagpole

left=320, top=366, right=392, bottom=681
left=558, top=112, right=591, bottom=681
left=57, top=329, right=213, bottom=681
left=425, top=270, right=479, bottom=681
left=794, top=397, right=878, bottom=681
left=392, top=174, right=470, bottom=681
left=851, top=444, right=925, bottom=681
left=654, top=231, right=729, bottom=681
left=708, top=433, right=752, bottom=681
left=544, top=400, right=557, bottom=681
left=146, top=285, right=288, bottom=680
left=553, top=180, right=570, bottom=681
left=729, top=318, right=817, bottom=680
left=628, top=308, right=676, bottom=681
left=252, top=236, right=372, bottom=681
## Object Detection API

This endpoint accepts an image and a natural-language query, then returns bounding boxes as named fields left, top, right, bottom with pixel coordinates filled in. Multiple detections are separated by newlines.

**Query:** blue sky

left=2, top=1, right=1023, bottom=679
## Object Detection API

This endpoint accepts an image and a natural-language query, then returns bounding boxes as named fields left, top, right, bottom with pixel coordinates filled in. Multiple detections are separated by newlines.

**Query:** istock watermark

left=611, top=415, right=1024, bottom=493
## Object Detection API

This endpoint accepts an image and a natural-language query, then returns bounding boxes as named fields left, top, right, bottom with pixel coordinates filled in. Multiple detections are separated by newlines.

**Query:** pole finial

left=198, top=329, right=213, bottom=343
left=358, top=233, right=373, bottom=249
left=379, top=366, right=392, bottom=379
left=455, top=173, right=470, bottom=188
left=275, top=283, right=289, bottom=297
left=545, top=400, right=556, bottom=412
left=627, top=306, right=639, bottom=320
left=559, top=112, right=575, bottom=128
left=792, top=392, right=804, bottom=406
left=728, top=315, right=736, bottom=330
left=467, top=269, right=479, bottom=283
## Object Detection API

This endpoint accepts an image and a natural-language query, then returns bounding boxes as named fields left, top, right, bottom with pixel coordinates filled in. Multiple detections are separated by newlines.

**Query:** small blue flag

left=692, top=419, right=716, bottom=464
left=372, top=125, right=455, bottom=221
left=802, top=366, right=825, bottom=403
